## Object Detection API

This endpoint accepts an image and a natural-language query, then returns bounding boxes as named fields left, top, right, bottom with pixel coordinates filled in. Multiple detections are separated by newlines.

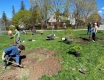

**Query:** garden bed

left=0, top=47, right=62, bottom=80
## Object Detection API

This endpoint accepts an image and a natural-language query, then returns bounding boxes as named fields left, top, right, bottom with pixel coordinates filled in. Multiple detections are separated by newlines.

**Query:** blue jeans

left=3, top=55, right=16, bottom=66
left=87, top=29, right=92, bottom=34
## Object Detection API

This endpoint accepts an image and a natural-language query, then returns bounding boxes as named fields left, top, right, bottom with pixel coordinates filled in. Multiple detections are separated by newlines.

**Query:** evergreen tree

left=12, top=6, right=15, bottom=17
left=20, top=0, right=25, bottom=10
left=2, top=11, right=8, bottom=26
left=31, top=5, right=41, bottom=25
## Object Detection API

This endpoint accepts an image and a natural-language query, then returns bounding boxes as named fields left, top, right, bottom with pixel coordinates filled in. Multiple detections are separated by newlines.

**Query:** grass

left=0, top=30, right=104, bottom=80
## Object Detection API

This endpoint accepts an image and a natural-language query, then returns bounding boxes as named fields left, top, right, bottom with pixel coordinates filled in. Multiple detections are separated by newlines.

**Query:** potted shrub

left=70, top=44, right=82, bottom=57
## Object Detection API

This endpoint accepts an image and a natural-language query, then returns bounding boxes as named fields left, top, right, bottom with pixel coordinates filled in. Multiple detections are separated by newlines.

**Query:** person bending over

left=1, top=44, right=25, bottom=70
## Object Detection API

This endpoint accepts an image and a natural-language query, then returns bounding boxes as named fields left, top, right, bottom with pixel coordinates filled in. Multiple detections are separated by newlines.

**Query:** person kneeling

left=1, top=44, right=25, bottom=70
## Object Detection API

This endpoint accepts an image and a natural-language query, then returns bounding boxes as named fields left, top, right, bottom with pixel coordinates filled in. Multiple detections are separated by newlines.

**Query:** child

left=8, top=29, right=13, bottom=39
left=31, top=26, right=35, bottom=35
left=91, top=23, right=98, bottom=42
left=14, top=29, right=20, bottom=44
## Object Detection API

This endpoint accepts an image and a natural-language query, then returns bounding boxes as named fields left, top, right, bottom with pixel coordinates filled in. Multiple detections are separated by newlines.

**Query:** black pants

left=92, top=33, right=95, bottom=41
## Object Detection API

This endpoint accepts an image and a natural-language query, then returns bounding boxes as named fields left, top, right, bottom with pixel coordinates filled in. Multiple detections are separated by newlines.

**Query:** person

left=8, top=29, right=13, bottom=39
left=1, top=44, right=25, bottom=70
left=14, top=29, right=20, bottom=44
left=91, top=23, right=98, bottom=42
left=23, top=29, right=27, bottom=35
left=97, top=22, right=100, bottom=28
left=31, top=26, right=35, bottom=35
left=63, top=23, right=66, bottom=30
left=87, top=22, right=92, bottom=35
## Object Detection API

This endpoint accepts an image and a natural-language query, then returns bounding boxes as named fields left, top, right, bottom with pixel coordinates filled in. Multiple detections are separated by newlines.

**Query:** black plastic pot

left=75, top=52, right=80, bottom=57
left=67, top=41, right=73, bottom=44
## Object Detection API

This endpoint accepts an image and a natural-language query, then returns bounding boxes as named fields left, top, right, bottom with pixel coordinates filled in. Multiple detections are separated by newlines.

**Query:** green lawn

left=0, top=30, right=104, bottom=80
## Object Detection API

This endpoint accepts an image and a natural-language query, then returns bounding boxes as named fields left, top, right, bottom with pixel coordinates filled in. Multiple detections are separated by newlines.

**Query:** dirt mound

left=30, top=56, right=61, bottom=80
left=0, top=47, right=61, bottom=80
left=22, top=47, right=58, bottom=57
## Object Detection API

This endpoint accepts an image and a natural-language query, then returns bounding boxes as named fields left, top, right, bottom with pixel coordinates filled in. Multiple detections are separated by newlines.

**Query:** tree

left=12, top=6, right=15, bottom=17
left=63, top=7, right=69, bottom=17
left=88, top=12, right=102, bottom=23
left=31, top=5, right=42, bottom=25
left=12, top=10, right=32, bottom=29
left=41, top=0, right=51, bottom=22
left=29, top=0, right=70, bottom=28
left=47, top=0, right=70, bottom=28
left=2, top=11, right=8, bottom=26
left=69, top=0, right=97, bottom=28
left=29, top=0, right=51, bottom=27
left=20, top=0, right=25, bottom=10
left=55, top=9, right=60, bottom=22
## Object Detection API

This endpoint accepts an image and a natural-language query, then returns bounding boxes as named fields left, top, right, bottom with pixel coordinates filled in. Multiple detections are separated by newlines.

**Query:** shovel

left=99, top=68, right=104, bottom=71
left=13, top=35, right=16, bottom=44
left=77, top=58, right=88, bottom=74
left=5, top=59, right=25, bottom=68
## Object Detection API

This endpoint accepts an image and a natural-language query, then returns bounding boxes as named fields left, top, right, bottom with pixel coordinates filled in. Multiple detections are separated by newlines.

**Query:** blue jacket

left=4, top=46, right=20, bottom=64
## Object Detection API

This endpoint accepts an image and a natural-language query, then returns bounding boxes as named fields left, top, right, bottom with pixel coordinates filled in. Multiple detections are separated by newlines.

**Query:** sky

left=0, top=0, right=104, bottom=19
left=0, top=0, right=30, bottom=19
left=96, top=0, right=104, bottom=17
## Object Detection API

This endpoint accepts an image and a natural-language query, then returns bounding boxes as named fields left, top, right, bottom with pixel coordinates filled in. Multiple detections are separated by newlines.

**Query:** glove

left=2, top=57, right=5, bottom=61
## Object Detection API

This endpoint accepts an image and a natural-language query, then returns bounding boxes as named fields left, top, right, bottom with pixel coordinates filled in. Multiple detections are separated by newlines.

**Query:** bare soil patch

left=0, top=47, right=61, bottom=80
left=75, top=37, right=104, bottom=44
left=75, top=37, right=89, bottom=44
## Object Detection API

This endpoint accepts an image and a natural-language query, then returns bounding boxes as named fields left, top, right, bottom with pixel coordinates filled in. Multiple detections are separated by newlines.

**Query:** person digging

left=1, top=44, right=25, bottom=70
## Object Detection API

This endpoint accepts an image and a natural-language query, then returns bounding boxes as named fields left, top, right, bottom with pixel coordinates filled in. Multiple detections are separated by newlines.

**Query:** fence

left=0, top=19, right=6, bottom=35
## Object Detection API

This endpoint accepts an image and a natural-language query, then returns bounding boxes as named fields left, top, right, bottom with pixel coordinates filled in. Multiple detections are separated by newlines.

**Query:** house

left=68, top=14, right=75, bottom=25
left=47, top=13, right=75, bottom=28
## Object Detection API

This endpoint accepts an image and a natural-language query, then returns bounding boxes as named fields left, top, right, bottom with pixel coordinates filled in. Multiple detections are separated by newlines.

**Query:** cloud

left=102, top=7, right=104, bottom=10
left=98, top=10, right=102, bottom=13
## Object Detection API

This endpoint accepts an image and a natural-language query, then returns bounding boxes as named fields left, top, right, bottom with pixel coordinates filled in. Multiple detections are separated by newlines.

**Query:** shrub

left=6, top=26, right=15, bottom=31
left=64, top=28, right=74, bottom=41
left=70, top=44, right=82, bottom=52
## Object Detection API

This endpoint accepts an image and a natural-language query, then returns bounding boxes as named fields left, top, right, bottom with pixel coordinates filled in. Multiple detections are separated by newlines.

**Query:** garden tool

left=13, top=35, right=16, bottom=44
left=77, top=58, right=88, bottom=74
left=99, top=68, right=104, bottom=71
left=5, top=59, right=25, bottom=68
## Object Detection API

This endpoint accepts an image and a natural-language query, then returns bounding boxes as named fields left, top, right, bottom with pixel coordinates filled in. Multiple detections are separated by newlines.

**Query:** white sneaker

left=92, top=40, right=95, bottom=42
